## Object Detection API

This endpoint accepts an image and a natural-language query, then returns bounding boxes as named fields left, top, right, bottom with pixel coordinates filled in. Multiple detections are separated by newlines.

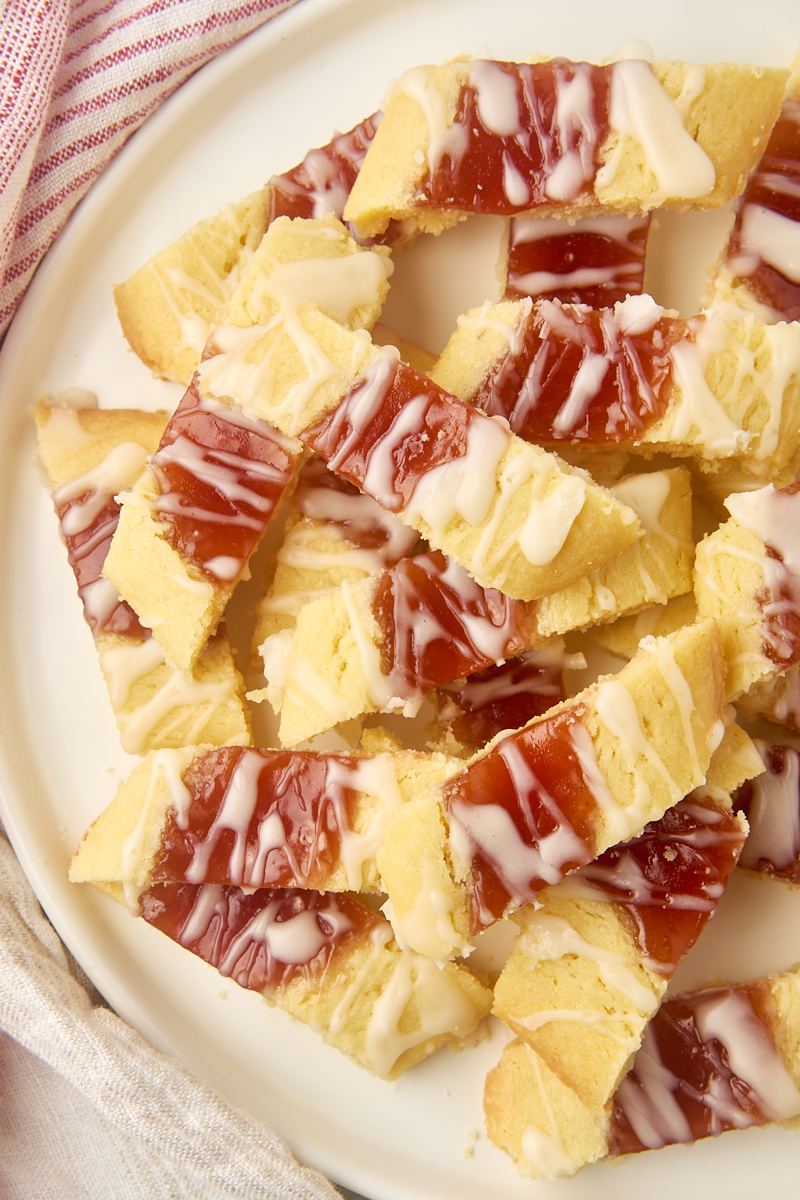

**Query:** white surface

left=2, top=1, right=800, bottom=1197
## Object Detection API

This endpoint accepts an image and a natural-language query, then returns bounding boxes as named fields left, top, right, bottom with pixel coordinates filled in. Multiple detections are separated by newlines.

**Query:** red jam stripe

left=371, top=549, right=536, bottom=702
left=721, top=99, right=800, bottom=319
left=735, top=741, right=800, bottom=884
left=152, top=745, right=389, bottom=890
left=266, top=112, right=405, bottom=248
left=505, top=213, right=650, bottom=307
left=434, top=648, right=568, bottom=752
left=53, top=478, right=149, bottom=641
left=149, top=380, right=301, bottom=583
left=414, top=60, right=612, bottom=214
left=301, top=354, right=487, bottom=514
left=573, top=795, right=746, bottom=972
left=443, top=703, right=598, bottom=932
left=608, top=981, right=800, bottom=1154
left=140, top=882, right=372, bottom=994
left=288, top=453, right=420, bottom=563
left=470, top=298, right=683, bottom=445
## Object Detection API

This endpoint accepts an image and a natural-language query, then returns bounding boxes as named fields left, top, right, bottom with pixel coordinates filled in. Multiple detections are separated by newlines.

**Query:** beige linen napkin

left=0, top=820, right=356, bottom=1200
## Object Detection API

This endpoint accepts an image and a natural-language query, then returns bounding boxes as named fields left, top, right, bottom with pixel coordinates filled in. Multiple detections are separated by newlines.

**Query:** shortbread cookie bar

left=34, top=397, right=250, bottom=753
left=106, top=217, right=395, bottom=670
left=197, top=303, right=642, bottom=602
left=735, top=740, right=800, bottom=885
left=485, top=963, right=800, bottom=1178
left=115, top=191, right=268, bottom=385
left=694, top=482, right=800, bottom=702
left=253, top=452, right=420, bottom=644
left=429, top=295, right=800, bottom=478
left=115, top=118, right=405, bottom=385
left=69, top=743, right=460, bottom=899
left=502, top=212, right=650, bottom=307
left=103, top=380, right=302, bottom=671
left=376, top=618, right=724, bottom=960
left=260, top=548, right=540, bottom=747
left=492, top=783, right=750, bottom=1112
left=118, top=880, right=492, bottom=1080
left=343, top=57, right=786, bottom=238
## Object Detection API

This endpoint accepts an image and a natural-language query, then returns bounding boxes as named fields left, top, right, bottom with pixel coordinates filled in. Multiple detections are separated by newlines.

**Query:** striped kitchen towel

left=0, top=0, right=301, bottom=341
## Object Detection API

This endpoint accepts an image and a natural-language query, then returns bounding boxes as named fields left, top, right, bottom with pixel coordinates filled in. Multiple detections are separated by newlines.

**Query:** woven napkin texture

left=0, top=0, right=301, bottom=340
left=0, top=821, right=346, bottom=1200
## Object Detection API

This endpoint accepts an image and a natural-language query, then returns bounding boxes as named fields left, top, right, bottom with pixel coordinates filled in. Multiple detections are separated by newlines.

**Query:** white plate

left=2, top=1, right=800, bottom=1197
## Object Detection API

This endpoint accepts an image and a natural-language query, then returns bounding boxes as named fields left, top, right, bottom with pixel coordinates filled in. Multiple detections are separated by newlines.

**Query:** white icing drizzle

left=568, top=720, right=632, bottom=845
left=250, top=249, right=393, bottom=325
left=667, top=313, right=800, bottom=461
left=152, top=201, right=261, bottom=357
left=593, top=673, right=681, bottom=830
left=363, top=947, right=483, bottom=1077
left=469, top=58, right=521, bottom=137
left=481, top=294, right=667, bottom=443
left=182, top=748, right=404, bottom=891
left=693, top=991, right=800, bottom=1124
left=614, top=1023, right=694, bottom=1148
left=516, top=911, right=660, bottom=1014
left=383, top=857, right=473, bottom=961
left=402, top=409, right=510, bottom=538
left=598, top=60, right=715, bottom=203
left=396, top=63, right=470, bottom=177
left=186, top=889, right=355, bottom=975
left=772, top=666, right=800, bottom=727
left=448, top=735, right=589, bottom=918
left=615, top=988, right=800, bottom=1147
left=736, top=204, right=800, bottom=285
left=513, top=213, right=652, bottom=304
left=97, top=637, right=246, bottom=755
left=39, top=392, right=99, bottom=459
left=519, top=1048, right=581, bottom=1180
left=149, top=430, right=296, bottom=580
left=739, top=741, right=800, bottom=874
left=53, top=442, right=150, bottom=536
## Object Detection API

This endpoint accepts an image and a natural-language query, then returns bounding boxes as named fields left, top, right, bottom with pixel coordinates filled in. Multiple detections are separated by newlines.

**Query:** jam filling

left=472, top=299, right=682, bottom=445
left=735, top=741, right=800, bottom=884
left=301, top=356, right=481, bottom=513
left=150, top=380, right=300, bottom=581
left=372, top=549, right=535, bottom=701
left=724, top=99, right=800, bottom=319
left=153, top=746, right=376, bottom=890
left=266, top=112, right=406, bottom=249
left=416, top=60, right=612, bottom=214
left=608, top=981, right=787, bottom=1154
left=434, top=649, right=567, bottom=752
left=504, top=214, right=650, bottom=308
left=140, top=882, right=374, bottom=993
left=289, top=453, right=420, bottom=559
left=443, top=703, right=598, bottom=932
left=575, top=795, right=746, bottom=972
left=54, top=491, right=149, bottom=640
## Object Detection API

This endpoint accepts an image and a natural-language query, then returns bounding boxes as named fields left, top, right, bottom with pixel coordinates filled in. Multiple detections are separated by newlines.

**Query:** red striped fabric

left=0, top=0, right=302, bottom=339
